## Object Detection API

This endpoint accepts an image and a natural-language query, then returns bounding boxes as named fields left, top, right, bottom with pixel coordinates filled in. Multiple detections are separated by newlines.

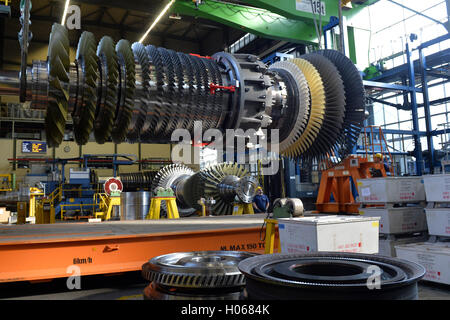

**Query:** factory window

left=229, top=33, right=257, bottom=53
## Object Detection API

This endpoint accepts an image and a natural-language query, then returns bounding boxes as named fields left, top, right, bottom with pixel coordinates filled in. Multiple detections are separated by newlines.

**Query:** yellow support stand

left=35, top=201, right=55, bottom=224
left=264, top=218, right=280, bottom=254
left=232, top=203, right=254, bottom=215
left=200, top=202, right=206, bottom=217
left=147, top=196, right=180, bottom=219
left=95, top=195, right=121, bottom=221
left=29, top=187, right=44, bottom=217
left=198, top=198, right=206, bottom=217
left=17, top=202, right=27, bottom=224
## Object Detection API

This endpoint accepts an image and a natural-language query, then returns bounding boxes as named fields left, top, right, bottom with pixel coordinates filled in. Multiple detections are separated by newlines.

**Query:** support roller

left=119, top=163, right=259, bottom=216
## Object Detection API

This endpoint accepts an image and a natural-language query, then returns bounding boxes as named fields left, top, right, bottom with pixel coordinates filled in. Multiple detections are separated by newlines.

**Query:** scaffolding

left=363, top=33, right=450, bottom=175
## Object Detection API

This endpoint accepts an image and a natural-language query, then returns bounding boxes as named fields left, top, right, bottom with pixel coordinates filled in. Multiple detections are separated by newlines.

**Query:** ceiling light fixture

left=61, top=0, right=71, bottom=26
left=139, top=0, right=175, bottom=44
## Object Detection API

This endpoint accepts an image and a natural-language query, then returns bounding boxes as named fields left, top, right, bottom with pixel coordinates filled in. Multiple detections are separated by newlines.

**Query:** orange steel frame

left=363, top=125, right=395, bottom=176
left=0, top=226, right=278, bottom=283
left=315, top=156, right=387, bottom=214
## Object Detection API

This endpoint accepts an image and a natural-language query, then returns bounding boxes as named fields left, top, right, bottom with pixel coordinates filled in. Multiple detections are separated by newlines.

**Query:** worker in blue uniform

left=252, top=187, right=270, bottom=213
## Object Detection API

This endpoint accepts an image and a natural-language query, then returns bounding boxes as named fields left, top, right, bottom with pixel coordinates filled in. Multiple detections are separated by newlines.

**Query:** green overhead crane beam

left=172, top=0, right=317, bottom=44
left=172, top=0, right=379, bottom=44
left=240, top=0, right=379, bottom=22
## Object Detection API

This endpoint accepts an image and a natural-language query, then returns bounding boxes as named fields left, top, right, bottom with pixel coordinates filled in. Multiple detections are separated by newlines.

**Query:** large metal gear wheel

left=268, top=61, right=310, bottom=155
left=142, top=251, right=257, bottom=288
left=141, top=45, right=165, bottom=141
left=151, top=163, right=196, bottom=217
left=94, top=36, right=118, bottom=144
left=285, top=58, right=326, bottom=158
left=238, top=252, right=425, bottom=300
left=120, top=170, right=157, bottom=191
left=46, top=23, right=70, bottom=147
left=127, top=42, right=149, bottom=142
left=72, top=31, right=98, bottom=145
left=196, top=163, right=257, bottom=215
left=317, top=49, right=366, bottom=158
left=300, top=53, right=346, bottom=164
left=111, top=39, right=135, bottom=143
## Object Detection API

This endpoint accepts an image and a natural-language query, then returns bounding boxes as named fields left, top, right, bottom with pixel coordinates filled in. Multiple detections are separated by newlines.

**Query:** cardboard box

left=0, top=209, right=11, bottom=224
left=395, top=242, right=450, bottom=285
left=423, top=174, right=450, bottom=202
left=277, top=215, right=380, bottom=254
left=425, top=208, right=450, bottom=237
left=357, top=177, right=425, bottom=203
left=360, top=207, right=427, bottom=234
left=378, top=234, right=428, bottom=257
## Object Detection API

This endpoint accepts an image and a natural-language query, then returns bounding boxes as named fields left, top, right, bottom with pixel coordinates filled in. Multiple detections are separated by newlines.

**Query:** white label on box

left=396, top=243, right=450, bottom=285
left=416, top=253, right=443, bottom=283
left=426, top=209, right=450, bottom=236
left=280, top=222, right=317, bottom=253
left=361, top=188, right=371, bottom=197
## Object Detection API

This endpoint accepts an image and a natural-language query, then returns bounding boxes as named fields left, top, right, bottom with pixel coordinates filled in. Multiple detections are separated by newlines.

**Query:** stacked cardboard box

left=395, top=174, right=450, bottom=285
left=357, top=177, right=428, bottom=257
left=0, top=207, right=11, bottom=224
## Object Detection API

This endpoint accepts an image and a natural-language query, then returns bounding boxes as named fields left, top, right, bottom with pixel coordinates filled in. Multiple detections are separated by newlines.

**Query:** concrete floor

left=0, top=272, right=448, bottom=300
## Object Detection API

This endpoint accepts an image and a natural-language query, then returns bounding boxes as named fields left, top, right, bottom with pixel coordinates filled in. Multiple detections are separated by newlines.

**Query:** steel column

left=419, top=48, right=435, bottom=173
left=406, top=43, right=423, bottom=175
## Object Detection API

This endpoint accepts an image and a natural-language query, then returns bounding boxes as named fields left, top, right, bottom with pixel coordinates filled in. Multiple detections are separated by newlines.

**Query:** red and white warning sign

left=104, top=178, right=123, bottom=195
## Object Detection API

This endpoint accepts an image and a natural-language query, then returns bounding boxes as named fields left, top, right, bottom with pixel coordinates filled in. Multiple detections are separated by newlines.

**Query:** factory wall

left=0, top=139, right=172, bottom=186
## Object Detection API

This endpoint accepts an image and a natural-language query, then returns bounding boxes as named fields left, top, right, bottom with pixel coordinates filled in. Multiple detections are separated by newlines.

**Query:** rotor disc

left=46, top=23, right=70, bottom=147
left=73, top=31, right=98, bottom=145
left=316, top=49, right=366, bottom=157
left=300, top=53, right=346, bottom=164
left=127, top=42, right=149, bottom=142
left=199, top=163, right=250, bottom=215
left=285, top=58, right=326, bottom=158
left=94, top=36, right=118, bottom=144
left=142, top=45, right=165, bottom=140
left=268, top=60, right=310, bottom=154
left=111, top=39, right=135, bottom=143
left=151, top=164, right=196, bottom=216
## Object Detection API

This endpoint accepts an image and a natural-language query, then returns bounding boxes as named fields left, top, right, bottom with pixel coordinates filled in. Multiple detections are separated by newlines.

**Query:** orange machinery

left=315, top=155, right=388, bottom=214
left=0, top=215, right=276, bottom=283
left=315, top=126, right=394, bottom=214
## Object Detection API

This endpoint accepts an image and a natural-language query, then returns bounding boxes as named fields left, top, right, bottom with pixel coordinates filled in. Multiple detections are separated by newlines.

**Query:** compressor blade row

left=29, top=23, right=366, bottom=168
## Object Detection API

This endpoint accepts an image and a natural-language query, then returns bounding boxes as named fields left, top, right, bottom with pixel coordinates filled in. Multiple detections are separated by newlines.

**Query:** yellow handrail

left=94, top=193, right=109, bottom=212
left=46, top=185, right=62, bottom=206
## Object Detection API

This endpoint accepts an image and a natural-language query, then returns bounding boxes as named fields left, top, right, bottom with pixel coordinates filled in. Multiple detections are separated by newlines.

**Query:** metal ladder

left=438, top=122, right=450, bottom=172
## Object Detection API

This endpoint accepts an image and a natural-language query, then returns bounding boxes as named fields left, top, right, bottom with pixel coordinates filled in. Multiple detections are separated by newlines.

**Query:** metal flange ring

left=238, top=252, right=425, bottom=300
